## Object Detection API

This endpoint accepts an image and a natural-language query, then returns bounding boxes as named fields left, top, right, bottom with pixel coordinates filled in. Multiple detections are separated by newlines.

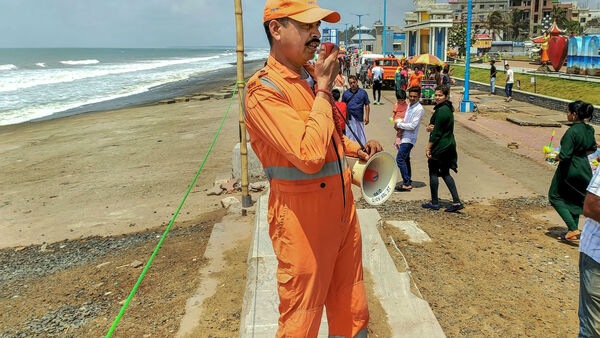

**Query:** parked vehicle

left=355, top=53, right=384, bottom=77
left=373, top=57, right=401, bottom=89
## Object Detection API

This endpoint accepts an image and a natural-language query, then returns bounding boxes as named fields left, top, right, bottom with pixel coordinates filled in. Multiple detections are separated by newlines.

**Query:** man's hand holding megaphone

left=357, top=140, right=383, bottom=161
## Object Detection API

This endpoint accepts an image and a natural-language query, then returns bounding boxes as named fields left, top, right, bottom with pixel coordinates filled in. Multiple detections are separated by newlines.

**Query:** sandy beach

left=0, top=61, right=264, bottom=249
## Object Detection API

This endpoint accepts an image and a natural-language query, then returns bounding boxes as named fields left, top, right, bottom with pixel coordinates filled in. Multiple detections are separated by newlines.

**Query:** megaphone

left=351, top=151, right=399, bottom=205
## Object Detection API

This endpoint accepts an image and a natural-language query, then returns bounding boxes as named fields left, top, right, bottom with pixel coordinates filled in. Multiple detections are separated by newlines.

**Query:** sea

left=0, top=47, right=269, bottom=126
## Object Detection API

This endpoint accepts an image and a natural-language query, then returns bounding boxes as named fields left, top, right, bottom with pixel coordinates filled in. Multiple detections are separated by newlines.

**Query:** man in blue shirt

left=342, top=75, right=370, bottom=146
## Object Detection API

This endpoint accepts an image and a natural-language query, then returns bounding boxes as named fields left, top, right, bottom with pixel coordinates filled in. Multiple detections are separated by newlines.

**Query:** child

left=332, top=89, right=347, bottom=136
left=392, top=89, right=408, bottom=149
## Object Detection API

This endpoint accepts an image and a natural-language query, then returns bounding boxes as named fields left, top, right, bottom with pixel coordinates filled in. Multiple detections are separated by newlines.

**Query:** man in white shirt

left=504, top=63, right=514, bottom=102
left=371, top=61, right=384, bottom=105
left=394, top=86, right=425, bottom=191
left=580, top=168, right=600, bottom=337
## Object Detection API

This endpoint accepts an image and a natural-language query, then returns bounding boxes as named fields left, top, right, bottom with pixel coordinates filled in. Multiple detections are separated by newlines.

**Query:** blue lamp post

left=460, top=0, right=475, bottom=112
left=345, top=23, right=349, bottom=48
left=382, top=0, right=387, bottom=56
left=354, top=13, right=367, bottom=52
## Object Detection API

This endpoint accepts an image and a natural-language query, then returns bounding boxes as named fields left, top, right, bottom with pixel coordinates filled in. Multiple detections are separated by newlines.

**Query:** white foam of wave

left=0, top=63, right=237, bottom=126
left=244, top=49, right=270, bottom=61
left=0, top=55, right=229, bottom=93
left=0, top=85, right=153, bottom=126
left=0, top=64, right=17, bottom=71
left=36, top=63, right=46, bottom=68
left=60, top=59, right=100, bottom=65
left=0, top=49, right=270, bottom=126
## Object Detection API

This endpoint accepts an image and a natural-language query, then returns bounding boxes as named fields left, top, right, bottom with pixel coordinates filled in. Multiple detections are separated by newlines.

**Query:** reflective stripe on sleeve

left=264, top=158, right=347, bottom=181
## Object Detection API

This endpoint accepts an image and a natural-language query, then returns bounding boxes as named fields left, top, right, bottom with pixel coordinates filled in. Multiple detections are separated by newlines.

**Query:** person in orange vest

left=408, top=66, right=423, bottom=89
left=244, top=1, right=383, bottom=336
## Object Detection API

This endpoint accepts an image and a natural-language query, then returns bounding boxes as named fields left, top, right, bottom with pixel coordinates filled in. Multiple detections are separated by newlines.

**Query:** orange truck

left=373, top=57, right=401, bottom=89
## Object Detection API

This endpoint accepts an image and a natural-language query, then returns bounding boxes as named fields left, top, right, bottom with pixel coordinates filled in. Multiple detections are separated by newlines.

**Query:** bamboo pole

left=234, top=0, right=251, bottom=209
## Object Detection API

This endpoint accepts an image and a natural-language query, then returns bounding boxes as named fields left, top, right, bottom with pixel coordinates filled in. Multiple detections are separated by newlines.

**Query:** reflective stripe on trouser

left=268, top=181, right=369, bottom=337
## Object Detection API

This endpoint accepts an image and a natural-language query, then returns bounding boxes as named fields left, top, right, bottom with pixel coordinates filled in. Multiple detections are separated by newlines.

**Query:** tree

left=550, top=5, right=582, bottom=35
left=507, top=9, right=529, bottom=40
left=448, top=23, right=477, bottom=57
left=340, top=25, right=357, bottom=48
left=486, top=11, right=506, bottom=40
left=587, top=17, right=600, bottom=28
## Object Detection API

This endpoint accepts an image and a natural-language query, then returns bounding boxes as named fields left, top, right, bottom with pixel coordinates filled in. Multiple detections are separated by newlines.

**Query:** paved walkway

left=239, top=194, right=445, bottom=337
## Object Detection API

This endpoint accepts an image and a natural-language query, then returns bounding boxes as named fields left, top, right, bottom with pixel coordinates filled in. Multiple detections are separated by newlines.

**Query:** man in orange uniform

left=244, top=0, right=383, bottom=336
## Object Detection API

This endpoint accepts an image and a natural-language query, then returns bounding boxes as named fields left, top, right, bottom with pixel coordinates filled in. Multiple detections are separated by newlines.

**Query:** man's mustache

left=305, top=38, right=321, bottom=46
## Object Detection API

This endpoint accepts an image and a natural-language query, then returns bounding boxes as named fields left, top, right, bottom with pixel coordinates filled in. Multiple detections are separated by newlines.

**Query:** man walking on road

left=343, top=74, right=371, bottom=146
left=489, top=60, right=497, bottom=95
left=371, top=60, right=384, bottom=104
left=504, top=63, right=514, bottom=102
left=244, top=1, right=382, bottom=336
left=394, top=86, right=425, bottom=191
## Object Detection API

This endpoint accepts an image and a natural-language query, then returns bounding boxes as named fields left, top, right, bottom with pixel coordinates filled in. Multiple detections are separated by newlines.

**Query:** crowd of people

left=246, top=0, right=598, bottom=336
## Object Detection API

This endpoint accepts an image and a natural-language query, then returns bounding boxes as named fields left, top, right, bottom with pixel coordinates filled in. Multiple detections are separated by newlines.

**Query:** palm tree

left=448, top=23, right=477, bottom=58
left=550, top=5, right=582, bottom=35
left=507, top=9, right=529, bottom=40
left=486, top=11, right=506, bottom=40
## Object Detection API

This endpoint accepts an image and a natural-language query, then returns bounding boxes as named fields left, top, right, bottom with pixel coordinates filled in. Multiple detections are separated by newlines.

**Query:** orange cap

left=263, top=0, right=340, bottom=23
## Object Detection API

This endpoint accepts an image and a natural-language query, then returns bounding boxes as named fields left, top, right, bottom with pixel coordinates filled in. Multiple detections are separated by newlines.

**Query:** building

left=403, top=0, right=453, bottom=60
left=350, top=25, right=376, bottom=52
left=449, top=0, right=508, bottom=27
left=573, top=7, right=600, bottom=28
left=509, top=0, right=576, bottom=36
left=373, top=20, right=407, bottom=56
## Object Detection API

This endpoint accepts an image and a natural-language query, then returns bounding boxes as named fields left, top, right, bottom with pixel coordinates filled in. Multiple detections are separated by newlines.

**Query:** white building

left=403, top=0, right=454, bottom=60
left=351, top=25, right=376, bottom=52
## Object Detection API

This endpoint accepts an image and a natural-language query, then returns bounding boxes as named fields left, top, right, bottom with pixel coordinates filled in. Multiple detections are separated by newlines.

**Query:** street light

left=460, top=0, right=474, bottom=112
left=344, top=23, right=349, bottom=48
left=382, top=0, right=387, bottom=56
left=541, top=15, right=551, bottom=33
left=353, top=13, right=368, bottom=52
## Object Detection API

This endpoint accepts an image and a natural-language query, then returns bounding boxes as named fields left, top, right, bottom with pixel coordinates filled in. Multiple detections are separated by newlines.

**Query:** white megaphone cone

left=351, top=151, right=399, bottom=205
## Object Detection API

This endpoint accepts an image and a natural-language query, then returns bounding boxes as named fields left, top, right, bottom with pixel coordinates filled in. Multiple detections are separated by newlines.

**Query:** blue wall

left=567, top=35, right=600, bottom=77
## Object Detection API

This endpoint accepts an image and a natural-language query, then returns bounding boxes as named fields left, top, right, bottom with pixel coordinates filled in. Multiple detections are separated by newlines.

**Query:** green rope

left=106, top=81, right=244, bottom=337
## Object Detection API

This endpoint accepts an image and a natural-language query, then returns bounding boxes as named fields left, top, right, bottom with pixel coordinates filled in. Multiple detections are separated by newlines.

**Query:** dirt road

left=362, top=87, right=580, bottom=337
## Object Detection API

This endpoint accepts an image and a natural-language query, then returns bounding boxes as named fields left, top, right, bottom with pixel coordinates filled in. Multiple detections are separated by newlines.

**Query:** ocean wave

left=0, top=88, right=151, bottom=126
left=60, top=59, right=100, bottom=65
left=0, top=64, right=17, bottom=71
left=0, top=48, right=270, bottom=125
left=0, top=55, right=232, bottom=93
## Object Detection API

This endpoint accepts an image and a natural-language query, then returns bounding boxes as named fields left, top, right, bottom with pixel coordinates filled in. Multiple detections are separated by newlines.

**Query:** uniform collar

left=266, top=55, right=315, bottom=80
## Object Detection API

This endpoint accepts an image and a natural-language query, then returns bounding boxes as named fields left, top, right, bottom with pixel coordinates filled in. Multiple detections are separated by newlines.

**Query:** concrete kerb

left=240, top=193, right=445, bottom=337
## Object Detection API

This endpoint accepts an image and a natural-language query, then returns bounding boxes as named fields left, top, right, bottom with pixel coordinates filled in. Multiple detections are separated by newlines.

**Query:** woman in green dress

left=549, top=101, right=597, bottom=242
left=422, top=84, right=463, bottom=212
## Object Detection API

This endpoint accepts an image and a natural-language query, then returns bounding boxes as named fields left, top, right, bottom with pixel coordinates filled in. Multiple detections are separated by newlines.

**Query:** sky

left=0, top=0, right=417, bottom=48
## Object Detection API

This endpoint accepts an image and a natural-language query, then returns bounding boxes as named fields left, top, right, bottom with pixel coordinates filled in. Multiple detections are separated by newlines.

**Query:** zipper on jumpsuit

left=331, top=135, right=347, bottom=221
left=305, top=76, right=347, bottom=222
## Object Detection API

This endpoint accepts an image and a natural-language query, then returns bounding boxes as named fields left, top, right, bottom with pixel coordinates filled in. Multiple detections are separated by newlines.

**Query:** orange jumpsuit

left=244, top=55, right=369, bottom=337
